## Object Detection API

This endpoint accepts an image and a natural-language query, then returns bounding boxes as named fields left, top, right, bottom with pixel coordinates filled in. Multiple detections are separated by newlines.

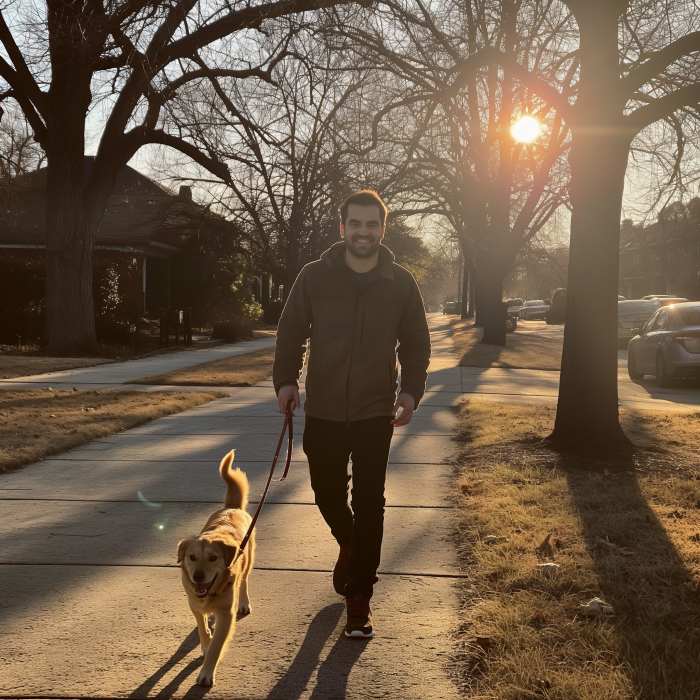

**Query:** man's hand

left=391, top=392, right=415, bottom=427
left=278, top=385, right=301, bottom=415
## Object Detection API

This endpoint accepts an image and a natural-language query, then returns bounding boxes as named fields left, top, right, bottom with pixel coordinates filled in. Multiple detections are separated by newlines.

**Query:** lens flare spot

left=511, top=115, right=541, bottom=143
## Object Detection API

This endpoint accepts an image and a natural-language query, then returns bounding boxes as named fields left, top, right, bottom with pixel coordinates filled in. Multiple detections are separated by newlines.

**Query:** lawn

left=0, top=355, right=113, bottom=380
left=127, top=346, right=275, bottom=386
left=0, top=389, right=225, bottom=473
left=451, top=318, right=562, bottom=370
left=452, top=399, right=700, bottom=699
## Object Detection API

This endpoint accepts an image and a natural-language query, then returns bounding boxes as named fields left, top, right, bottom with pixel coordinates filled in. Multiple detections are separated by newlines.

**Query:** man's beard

left=345, top=235, right=382, bottom=259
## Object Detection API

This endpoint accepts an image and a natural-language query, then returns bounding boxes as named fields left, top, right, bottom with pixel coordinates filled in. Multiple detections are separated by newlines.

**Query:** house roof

left=0, top=157, right=218, bottom=249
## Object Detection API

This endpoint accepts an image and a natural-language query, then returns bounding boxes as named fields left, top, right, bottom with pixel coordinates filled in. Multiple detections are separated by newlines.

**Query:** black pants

left=303, top=415, right=394, bottom=598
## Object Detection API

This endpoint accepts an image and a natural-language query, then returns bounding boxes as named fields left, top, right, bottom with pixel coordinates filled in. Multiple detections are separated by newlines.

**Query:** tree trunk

left=473, top=265, right=484, bottom=327
left=549, top=1, right=632, bottom=447
left=479, top=265, right=507, bottom=346
left=43, top=47, right=98, bottom=353
left=466, top=267, right=475, bottom=318
left=461, top=265, right=471, bottom=319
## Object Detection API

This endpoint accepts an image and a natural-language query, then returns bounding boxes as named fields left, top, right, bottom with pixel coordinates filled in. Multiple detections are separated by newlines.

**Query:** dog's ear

left=222, top=542, right=239, bottom=567
left=177, top=539, right=191, bottom=564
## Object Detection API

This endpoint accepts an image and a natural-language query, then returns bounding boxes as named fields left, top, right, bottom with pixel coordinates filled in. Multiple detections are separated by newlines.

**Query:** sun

left=511, top=115, right=541, bottom=143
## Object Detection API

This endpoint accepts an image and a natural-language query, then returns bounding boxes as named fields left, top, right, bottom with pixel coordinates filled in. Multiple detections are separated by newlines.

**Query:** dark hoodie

left=273, top=242, right=431, bottom=422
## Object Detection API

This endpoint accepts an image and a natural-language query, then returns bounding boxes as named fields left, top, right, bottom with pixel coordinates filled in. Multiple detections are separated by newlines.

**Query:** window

left=653, top=311, right=669, bottom=331
left=642, top=312, right=659, bottom=335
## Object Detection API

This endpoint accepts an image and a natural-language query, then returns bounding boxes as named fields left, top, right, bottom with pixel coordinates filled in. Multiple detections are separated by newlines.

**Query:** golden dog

left=177, top=450, right=255, bottom=687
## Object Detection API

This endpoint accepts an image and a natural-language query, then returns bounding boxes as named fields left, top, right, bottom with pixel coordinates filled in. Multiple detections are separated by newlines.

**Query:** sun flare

left=511, top=115, right=541, bottom=143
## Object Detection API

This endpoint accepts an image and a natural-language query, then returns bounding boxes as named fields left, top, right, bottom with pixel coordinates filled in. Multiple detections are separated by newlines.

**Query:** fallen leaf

left=579, top=597, right=615, bottom=618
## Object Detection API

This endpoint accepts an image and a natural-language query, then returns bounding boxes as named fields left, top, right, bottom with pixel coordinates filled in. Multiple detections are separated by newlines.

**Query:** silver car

left=618, top=300, right=657, bottom=343
left=628, top=302, right=700, bottom=386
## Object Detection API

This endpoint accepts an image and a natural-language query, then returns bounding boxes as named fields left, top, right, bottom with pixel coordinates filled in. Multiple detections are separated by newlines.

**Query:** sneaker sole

left=344, top=629, right=374, bottom=639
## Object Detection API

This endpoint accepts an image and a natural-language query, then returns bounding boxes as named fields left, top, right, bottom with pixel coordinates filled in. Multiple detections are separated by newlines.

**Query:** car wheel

left=627, top=347, right=643, bottom=379
left=505, top=316, right=517, bottom=332
left=655, top=352, right=673, bottom=388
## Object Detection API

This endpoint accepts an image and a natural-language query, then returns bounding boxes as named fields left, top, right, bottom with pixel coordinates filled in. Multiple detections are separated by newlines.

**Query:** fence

left=0, top=312, right=43, bottom=350
left=0, top=309, right=192, bottom=356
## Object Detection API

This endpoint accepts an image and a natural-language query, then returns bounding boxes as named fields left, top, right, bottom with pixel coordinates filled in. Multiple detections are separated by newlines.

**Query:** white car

left=628, top=303, right=700, bottom=386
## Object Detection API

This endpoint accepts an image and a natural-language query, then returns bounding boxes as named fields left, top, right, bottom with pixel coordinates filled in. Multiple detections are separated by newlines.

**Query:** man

left=273, top=190, right=431, bottom=638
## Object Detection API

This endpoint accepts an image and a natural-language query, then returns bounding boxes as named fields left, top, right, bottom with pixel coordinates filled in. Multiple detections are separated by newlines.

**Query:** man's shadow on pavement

left=267, top=602, right=369, bottom=700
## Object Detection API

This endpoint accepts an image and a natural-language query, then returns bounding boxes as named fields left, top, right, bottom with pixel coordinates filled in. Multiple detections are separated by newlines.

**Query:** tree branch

left=622, top=31, right=700, bottom=98
left=153, top=0, right=356, bottom=69
left=130, top=127, right=233, bottom=184
left=450, top=47, right=574, bottom=124
left=627, top=82, right=700, bottom=132
left=0, top=12, right=47, bottom=116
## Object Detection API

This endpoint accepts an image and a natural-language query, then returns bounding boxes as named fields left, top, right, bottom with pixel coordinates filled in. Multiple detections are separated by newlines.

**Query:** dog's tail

left=219, top=450, right=249, bottom=511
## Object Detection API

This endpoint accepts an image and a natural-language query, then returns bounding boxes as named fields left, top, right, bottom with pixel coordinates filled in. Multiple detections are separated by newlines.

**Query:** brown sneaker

left=333, top=546, right=352, bottom=595
left=344, top=595, right=373, bottom=638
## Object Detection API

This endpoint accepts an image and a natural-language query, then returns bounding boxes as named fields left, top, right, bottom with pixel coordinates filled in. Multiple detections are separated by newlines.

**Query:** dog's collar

left=208, top=580, right=233, bottom=598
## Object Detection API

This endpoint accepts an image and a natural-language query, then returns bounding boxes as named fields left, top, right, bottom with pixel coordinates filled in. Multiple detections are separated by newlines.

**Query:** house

left=619, top=199, right=700, bottom=300
left=0, top=157, right=232, bottom=318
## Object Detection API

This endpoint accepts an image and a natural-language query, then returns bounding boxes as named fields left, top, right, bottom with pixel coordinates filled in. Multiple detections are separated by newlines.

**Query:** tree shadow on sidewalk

left=267, top=602, right=369, bottom=700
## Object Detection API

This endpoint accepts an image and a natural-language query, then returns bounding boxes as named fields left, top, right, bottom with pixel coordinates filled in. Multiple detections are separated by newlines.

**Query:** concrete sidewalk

left=0, top=315, right=463, bottom=699
left=0, top=334, right=277, bottom=391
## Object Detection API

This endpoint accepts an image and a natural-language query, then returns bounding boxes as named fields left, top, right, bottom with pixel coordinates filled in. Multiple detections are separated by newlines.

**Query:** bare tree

left=451, top=0, right=700, bottom=446
left=322, top=0, right=575, bottom=344
left=162, top=26, right=366, bottom=297
left=0, top=0, right=356, bottom=352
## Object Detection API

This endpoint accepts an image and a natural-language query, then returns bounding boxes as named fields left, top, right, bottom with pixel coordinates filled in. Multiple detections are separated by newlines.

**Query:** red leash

left=237, top=398, right=294, bottom=556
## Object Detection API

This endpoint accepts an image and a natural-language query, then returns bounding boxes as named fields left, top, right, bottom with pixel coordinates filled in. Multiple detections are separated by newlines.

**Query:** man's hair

left=339, top=190, right=388, bottom=226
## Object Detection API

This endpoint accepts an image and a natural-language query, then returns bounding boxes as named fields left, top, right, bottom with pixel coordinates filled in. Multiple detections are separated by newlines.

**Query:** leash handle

left=237, top=397, right=294, bottom=556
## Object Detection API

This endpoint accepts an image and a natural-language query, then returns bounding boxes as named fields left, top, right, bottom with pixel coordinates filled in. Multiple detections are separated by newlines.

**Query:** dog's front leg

left=196, top=612, right=234, bottom=687
left=190, top=606, right=212, bottom=656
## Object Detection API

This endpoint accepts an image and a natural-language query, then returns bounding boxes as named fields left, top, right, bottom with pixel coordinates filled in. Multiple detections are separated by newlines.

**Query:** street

left=455, top=318, right=700, bottom=411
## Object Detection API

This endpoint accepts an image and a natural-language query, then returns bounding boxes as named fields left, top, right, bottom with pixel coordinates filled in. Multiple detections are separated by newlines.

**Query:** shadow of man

left=267, top=602, right=368, bottom=700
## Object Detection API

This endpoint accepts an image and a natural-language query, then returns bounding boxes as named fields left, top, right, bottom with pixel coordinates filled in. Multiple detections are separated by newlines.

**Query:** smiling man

left=273, top=190, right=431, bottom=639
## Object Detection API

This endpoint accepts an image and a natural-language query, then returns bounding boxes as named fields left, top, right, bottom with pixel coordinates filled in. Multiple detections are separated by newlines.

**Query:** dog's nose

left=193, top=571, right=205, bottom=583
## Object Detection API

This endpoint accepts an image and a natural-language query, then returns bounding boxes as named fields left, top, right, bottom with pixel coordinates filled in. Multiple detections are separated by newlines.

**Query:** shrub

left=212, top=323, right=238, bottom=343
left=263, top=299, right=285, bottom=325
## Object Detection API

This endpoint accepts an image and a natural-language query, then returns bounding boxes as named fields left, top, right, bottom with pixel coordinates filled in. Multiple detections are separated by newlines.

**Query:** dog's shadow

left=128, top=613, right=248, bottom=699
left=267, top=602, right=369, bottom=700
left=129, top=604, right=366, bottom=699
left=128, top=627, right=201, bottom=699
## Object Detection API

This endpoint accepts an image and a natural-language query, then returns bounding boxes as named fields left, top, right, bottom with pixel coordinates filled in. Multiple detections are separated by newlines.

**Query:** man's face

left=341, top=204, right=385, bottom=259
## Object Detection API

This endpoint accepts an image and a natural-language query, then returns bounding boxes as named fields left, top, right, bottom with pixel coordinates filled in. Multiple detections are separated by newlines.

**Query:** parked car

left=443, top=301, right=461, bottom=315
left=648, top=296, right=689, bottom=307
left=519, top=300, right=549, bottom=320
left=545, top=288, right=566, bottom=324
left=505, top=298, right=523, bottom=313
left=618, top=300, right=657, bottom=344
left=628, top=302, right=700, bottom=386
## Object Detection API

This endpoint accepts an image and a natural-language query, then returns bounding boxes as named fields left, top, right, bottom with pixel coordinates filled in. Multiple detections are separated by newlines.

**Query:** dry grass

left=0, top=355, right=112, bottom=379
left=0, top=389, right=225, bottom=473
left=451, top=319, right=562, bottom=370
left=452, top=399, right=700, bottom=699
left=127, top=346, right=275, bottom=386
